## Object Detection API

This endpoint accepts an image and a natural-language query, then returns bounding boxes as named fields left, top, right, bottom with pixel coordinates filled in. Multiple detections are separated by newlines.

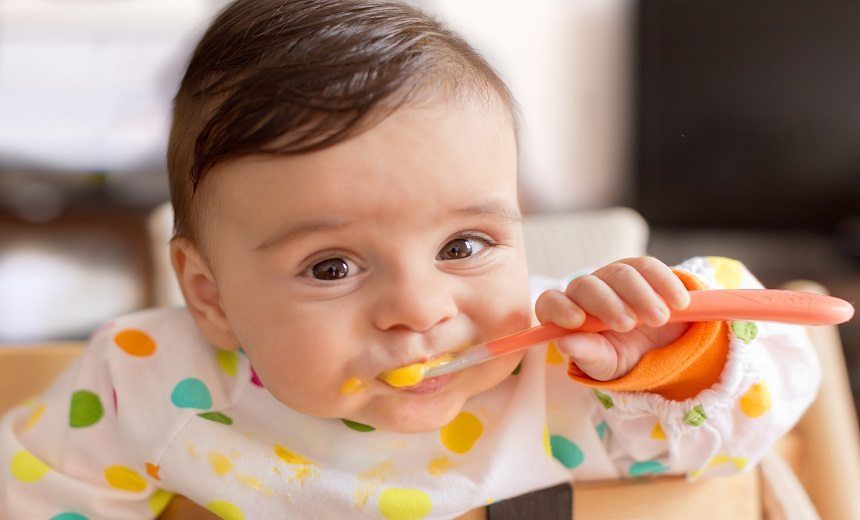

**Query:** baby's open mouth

left=378, top=353, right=454, bottom=388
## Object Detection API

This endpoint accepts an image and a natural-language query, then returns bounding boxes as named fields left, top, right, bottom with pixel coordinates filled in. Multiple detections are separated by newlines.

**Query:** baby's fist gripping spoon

left=379, top=289, right=854, bottom=387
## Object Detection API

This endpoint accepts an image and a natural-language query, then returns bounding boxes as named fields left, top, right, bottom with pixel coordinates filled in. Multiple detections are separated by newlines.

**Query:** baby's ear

left=169, top=237, right=241, bottom=350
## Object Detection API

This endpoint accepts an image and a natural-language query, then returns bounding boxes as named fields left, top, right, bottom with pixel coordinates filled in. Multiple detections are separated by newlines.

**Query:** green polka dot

left=593, top=389, right=614, bottom=409
left=550, top=434, right=584, bottom=469
left=69, top=390, right=104, bottom=428
left=342, top=418, right=375, bottom=432
left=629, top=460, right=668, bottom=477
left=731, top=321, right=758, bottom=344
left=50, top=514, right=88, bottom=520
left=379, top=487, right=432, bottom=520
left=197, top=412, right=233, bottom=425
left=596, top=421, right=607, bottom=440
left=170, top=378, right=212, bottom=410
left=684, top=405, right=708, bottom=427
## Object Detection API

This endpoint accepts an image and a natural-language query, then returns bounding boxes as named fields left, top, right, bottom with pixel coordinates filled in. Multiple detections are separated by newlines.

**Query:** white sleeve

left=589, top=256, right=821, bottom=479
left=0, top=329, right=166, bottom=519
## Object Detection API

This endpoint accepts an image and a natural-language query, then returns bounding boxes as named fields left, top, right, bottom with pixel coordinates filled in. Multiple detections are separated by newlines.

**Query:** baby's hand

left=534, top=257, right=691, bottom=381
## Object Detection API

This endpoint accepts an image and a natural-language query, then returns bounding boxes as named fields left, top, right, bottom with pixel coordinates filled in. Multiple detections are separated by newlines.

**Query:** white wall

left=421, top=0, right=635, bottom=213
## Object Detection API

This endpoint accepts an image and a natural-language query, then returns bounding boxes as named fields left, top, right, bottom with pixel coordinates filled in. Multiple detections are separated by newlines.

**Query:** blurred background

left=1, top=0, right=858, bottom=411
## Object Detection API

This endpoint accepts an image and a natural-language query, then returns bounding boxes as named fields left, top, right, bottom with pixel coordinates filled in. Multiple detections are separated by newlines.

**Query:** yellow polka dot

left=542, top=425, right=552, bottom=456
left=706, top=257, right=744, bottom=289
left=427, top=456, right=456, bottom=476
left=216, top=350, right=239, bottom=377
left=379, top=487, right=432, bottom=520
left=10, top=450, right=50, bottom=483
left=739, top=381, right=772, bottom=418
left=208, top=451, right=234, bottom=476
left=274, top=444, right=314, bottom=465
left=730, top=457, right=748, bottom=470
left=149, top=489, right=174, bottom=515
left=104, top=465, right=148, bottom=492
left=546, top=341, right=564, bottom=364
left=439, top=412, right=484, bottom=454
left=23, top=403, right=46, bottom=432
left=114, top=329, right=157, bottom=357
left=650, top=422, right=667, bottom=441
left=708, top=454, right=749, bottom=471
left=207, top=499, right=245, bottom=520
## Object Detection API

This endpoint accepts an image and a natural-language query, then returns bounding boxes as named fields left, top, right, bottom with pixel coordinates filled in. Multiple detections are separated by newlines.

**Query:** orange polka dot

left=739, top=381, right=772, bottom=418
left=146, top=462, right=161, bottom=480
left=114, top=330, right=156, bottom=357
left=650, top=422, right=667, bottom=441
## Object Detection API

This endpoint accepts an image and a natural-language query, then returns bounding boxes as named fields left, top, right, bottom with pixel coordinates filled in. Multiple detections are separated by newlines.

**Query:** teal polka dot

left=342, top=418, right=375, bottom=432
left=51, top=514, right=88, bottom=520
left=170, top=378, right=212, bottom=410
left=550, top=434, right=584, bottom=469
left=69, top=390, right=104, bottom=428
left=197, top=411, right=233, bottom=425
left=596, top=421, right=607, bottom=440
left=629, top=460, right=668, bottom=477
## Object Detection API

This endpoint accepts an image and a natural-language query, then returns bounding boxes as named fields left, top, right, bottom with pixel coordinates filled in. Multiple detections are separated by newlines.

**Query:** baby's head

left=167, top=0, right=533, bottom=432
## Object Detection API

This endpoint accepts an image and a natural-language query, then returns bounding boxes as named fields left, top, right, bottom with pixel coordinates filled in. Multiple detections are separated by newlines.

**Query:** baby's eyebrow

left=454, top=200, right=523, bottom=225
left=255, top=218, right=354, bottom=251
left=255, top=200, right=521, bottom=251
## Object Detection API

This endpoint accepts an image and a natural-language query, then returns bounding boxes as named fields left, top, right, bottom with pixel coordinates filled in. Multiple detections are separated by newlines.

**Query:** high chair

left=1, top=207, right=857, bottom=519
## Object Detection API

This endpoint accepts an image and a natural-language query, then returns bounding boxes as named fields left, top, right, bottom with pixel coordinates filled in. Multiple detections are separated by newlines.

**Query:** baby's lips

left=378, top=353, right=455, bottom=388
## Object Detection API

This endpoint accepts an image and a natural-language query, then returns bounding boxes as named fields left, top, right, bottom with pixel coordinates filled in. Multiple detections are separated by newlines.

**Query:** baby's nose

left=370, top=270, right=458, bottom=333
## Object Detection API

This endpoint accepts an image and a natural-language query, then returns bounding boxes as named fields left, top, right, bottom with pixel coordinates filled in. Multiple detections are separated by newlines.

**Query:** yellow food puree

left=378, top=354, right=453, bottom=388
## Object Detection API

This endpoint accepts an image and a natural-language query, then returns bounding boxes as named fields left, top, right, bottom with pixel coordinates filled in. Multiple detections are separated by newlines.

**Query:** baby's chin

left=356, top=353, right=525, bottom=433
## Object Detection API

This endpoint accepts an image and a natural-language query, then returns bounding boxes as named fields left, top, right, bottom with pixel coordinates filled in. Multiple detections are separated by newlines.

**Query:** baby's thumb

left=555, top=333, right=620, bottom=381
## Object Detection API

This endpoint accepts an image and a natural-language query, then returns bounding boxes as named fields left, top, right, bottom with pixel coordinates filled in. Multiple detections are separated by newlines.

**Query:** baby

left=0, top=0, right=820, bottom=518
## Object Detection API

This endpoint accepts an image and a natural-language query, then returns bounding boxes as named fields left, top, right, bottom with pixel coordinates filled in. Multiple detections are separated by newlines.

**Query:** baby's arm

left=539, top=256, right=821, bottom=478
left=0, top=330, right=164, bottom=518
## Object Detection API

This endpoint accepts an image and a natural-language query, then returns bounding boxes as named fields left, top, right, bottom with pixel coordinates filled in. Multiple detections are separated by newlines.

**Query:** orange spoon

left=403, top=289, right=854, bottom=382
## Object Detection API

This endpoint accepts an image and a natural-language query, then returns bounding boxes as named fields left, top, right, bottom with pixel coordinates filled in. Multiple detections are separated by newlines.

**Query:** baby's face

left=202, top=99, right=532, bottom=432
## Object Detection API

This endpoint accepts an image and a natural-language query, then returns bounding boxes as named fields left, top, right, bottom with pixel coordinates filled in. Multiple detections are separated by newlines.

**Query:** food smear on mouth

left=379, top=354, right=453, bottom=388
left=339, top=377, right=367, bottom=395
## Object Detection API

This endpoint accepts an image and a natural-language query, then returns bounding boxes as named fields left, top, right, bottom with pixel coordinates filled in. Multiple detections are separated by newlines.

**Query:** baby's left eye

left=437, top=237, right=489, bottom=261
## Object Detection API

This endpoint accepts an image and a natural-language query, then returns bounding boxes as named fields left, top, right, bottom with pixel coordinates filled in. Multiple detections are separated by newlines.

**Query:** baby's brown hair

left=167, top=0, right=516, bottom=244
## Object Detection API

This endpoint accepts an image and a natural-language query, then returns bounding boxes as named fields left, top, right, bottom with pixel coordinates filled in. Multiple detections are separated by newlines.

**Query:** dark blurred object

left=634, top=0, right=860, bottom=234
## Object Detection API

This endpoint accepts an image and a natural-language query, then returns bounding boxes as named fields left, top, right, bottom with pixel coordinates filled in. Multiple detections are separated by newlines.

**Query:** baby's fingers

left=564, top=275, right=637, bottom=331
left=555, top=332, right=619, bottom=381
left=613, top=257, right=690, bottom=310
left=535, top=289, right=587, bottom=329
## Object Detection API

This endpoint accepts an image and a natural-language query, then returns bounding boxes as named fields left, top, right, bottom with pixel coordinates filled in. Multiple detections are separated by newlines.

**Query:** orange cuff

left=566, top=269, right=730, bottom=401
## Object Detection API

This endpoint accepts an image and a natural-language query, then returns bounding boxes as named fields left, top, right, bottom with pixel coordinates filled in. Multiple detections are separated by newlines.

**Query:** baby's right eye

left=311, top=258, right=350, bottom=280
